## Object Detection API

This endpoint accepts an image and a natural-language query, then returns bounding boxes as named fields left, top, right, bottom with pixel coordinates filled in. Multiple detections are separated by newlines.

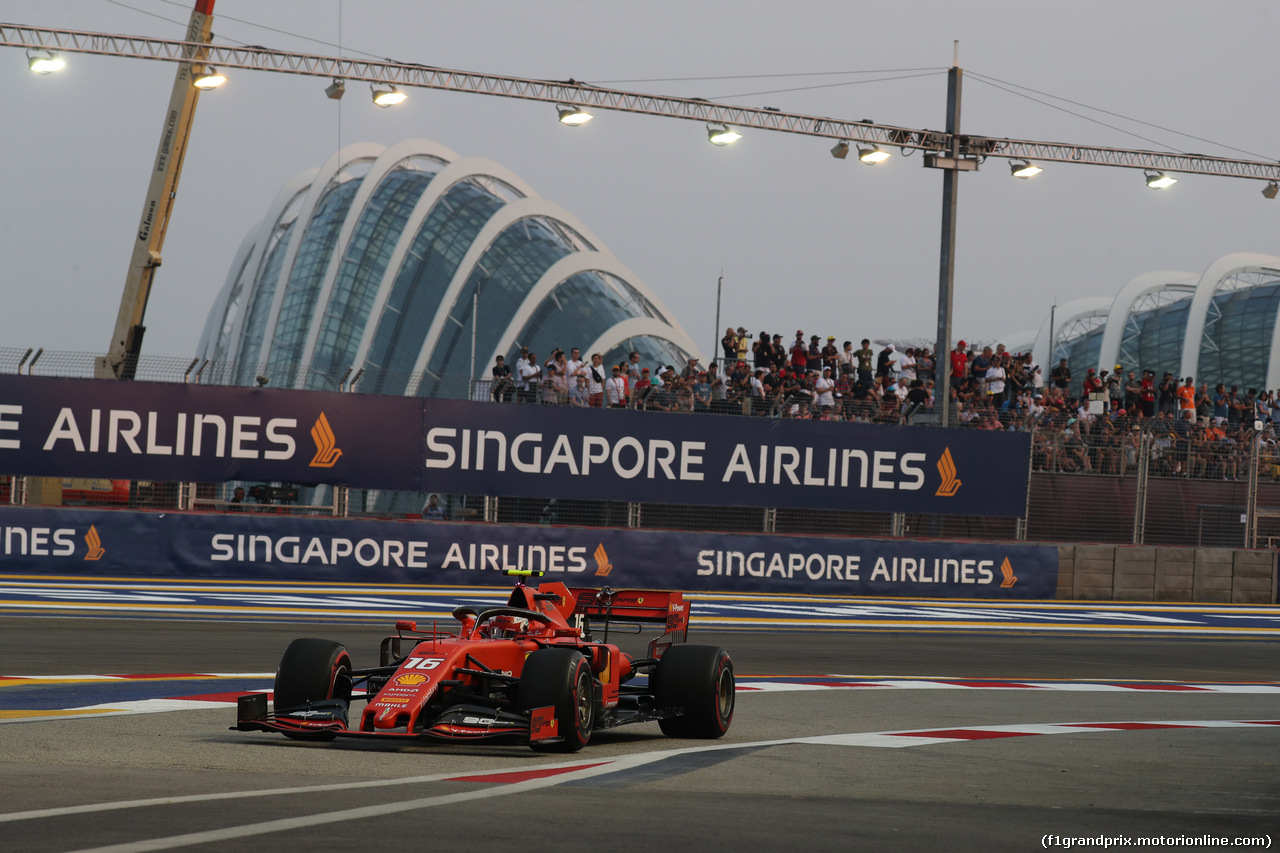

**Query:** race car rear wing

left=568, top=586, right=689, bottom=654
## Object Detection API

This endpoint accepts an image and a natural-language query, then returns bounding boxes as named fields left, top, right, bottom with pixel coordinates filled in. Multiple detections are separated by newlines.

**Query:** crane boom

left=93, top=0, right=215, bottom=380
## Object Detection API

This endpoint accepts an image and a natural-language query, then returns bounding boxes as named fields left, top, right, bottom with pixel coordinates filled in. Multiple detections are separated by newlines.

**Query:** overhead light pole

left=927, top=43, right=978, bottom=428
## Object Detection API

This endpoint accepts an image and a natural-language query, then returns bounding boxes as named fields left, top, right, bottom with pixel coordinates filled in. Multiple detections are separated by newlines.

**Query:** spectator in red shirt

left=950, top=340, right=968, bottom=389
left=1139, top=369, right=1156, bottom=417
left=790, top=331, right=808, bottom=373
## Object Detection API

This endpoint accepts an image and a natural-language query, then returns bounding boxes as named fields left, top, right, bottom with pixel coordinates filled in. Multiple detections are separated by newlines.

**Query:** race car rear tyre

left=518, top=649, right=595, bottom=753
left=653, top=645, right=734, bottom=739
left=274, top=638, right=352, bottom=741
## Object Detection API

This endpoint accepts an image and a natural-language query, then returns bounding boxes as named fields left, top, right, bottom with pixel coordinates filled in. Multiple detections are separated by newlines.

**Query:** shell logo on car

left=394, top=673, right=429, bottom=687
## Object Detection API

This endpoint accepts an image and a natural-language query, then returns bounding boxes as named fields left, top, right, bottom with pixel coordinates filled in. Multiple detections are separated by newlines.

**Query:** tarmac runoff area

left=0, top=605, right=1278, bottom=850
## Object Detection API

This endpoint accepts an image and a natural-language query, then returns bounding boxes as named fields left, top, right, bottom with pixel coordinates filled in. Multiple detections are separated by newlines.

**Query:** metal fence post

left=332, top=485, right=348, bottom=518
left=627, top=502, right=642, bottom=529
left=1246, top=432, right=1261, bottom=549
left=763, top=507, right=777, bottom=533
left=1015, top=425, right=1035, bottom=540
left=891, top=513, right=906, bottom=537
left=1132, top=431, right=1151, bottom=544
left=483, top=496, right=498, bottom=523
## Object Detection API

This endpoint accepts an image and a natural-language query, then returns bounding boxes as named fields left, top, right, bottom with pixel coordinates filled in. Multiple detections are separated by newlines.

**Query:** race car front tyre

left=653, top=645, right=735, bottom=739
left=273, top=638, right=352, bottom=741
left=518, top=649, right=595, bottom=753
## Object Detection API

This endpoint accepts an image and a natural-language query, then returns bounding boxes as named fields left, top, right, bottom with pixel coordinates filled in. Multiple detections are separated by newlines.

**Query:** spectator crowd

left=486, top=326, right=1280, bottom=481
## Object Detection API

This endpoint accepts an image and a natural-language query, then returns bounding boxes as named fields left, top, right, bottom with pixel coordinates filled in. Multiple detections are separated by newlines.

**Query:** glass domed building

left=196, top=139, right=700, bottom=397
left=1008, top=253, right=1280, bottom=394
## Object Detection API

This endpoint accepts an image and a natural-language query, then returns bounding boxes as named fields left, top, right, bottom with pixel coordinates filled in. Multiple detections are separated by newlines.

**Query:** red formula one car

left=235, top=572, right=734, bottom=752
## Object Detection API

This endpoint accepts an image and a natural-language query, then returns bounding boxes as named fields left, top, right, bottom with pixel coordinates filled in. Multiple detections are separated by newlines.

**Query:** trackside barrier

left=0, top=507, right=1058, bottom=599
left=1055, top=545, right=1277, bottom=604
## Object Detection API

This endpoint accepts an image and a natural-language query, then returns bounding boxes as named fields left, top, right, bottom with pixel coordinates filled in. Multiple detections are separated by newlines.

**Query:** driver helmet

left=487, top=614, right=526, bottom=639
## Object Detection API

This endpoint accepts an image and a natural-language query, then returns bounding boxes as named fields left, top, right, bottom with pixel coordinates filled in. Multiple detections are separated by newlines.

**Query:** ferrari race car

left=235, top=572, right=734, bottom=752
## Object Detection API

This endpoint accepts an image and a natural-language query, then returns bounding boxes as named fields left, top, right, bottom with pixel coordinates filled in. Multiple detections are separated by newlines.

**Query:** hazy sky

left=3, top=0, right=1278, bottom=365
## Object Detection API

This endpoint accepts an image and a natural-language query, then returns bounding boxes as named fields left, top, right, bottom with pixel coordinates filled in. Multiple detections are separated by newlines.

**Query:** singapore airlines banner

left=0, top=375, right=1030, bottom=516
left=0, top=508, right=1059, bottom=599
left=0, top=375, right=423, bottom=490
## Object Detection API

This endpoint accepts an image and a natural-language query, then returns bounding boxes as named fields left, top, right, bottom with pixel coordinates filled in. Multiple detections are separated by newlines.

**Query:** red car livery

left=235, top=572, right=734, bottom=752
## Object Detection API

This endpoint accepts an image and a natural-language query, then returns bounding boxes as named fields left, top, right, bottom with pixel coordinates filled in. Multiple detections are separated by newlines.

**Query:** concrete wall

left=1056, top=544, right=1276, bottom=603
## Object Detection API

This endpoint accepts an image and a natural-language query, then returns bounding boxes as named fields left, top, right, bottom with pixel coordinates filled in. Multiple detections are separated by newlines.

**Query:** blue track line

left=2, top=575, right=1280, bottom=636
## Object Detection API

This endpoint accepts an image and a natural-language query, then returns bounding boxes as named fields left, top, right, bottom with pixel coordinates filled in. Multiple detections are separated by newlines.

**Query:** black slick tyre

left=518, top=649, right=595, bottom=752
left=273, top=638, right=352, bottom=741
left=653, top=645, right=734, bottom=738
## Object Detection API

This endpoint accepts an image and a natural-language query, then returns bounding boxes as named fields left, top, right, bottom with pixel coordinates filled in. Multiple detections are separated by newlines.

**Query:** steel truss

left=5, top=22, right=1280, bottom=182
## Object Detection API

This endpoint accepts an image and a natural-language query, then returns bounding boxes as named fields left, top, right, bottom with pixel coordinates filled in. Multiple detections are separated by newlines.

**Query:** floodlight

left=26, top=49, right=65, bottom=74
left=1145, top=171, right=1177, bottom=189
left=1010, top=160, right=1043, bottom=179
left=1263, top=182, right=1279, bottom=200
left=707, top=124, right=742, bottom=146
left=830, top=141, right=850, bottom=160
left=557, top=105, right=593, bottom=126
left=858, top=145, right=891, bottom=164
left=325, top=79, right=346, bottom=100
left=192, top=66, right=226, bottom=89
left=372, top=84, right=407, bottom=107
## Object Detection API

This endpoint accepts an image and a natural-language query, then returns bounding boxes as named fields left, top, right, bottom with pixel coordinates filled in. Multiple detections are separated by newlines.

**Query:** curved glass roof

left=1118, top=299, right=1192, bottom=378
left=421, top=215, right=580, bottom=394
left=601, top=335, right=693, bottom=374
left=306, top=162, right=443, bottom=390
left=267, top=169, right=369, bottom=386
left=202, top=142, right=699, bottom=401
left=1199, top=283, right=1280, bottom=393
left=364, top=178, right=511, bottom=395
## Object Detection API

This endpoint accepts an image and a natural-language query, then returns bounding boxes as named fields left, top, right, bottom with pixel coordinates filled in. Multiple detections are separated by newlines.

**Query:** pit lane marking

left=6, top=718, right=1278, bottom=851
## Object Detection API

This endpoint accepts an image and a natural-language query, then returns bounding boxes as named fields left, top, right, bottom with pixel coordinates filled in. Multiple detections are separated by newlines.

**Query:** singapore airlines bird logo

left=83, top=525, right=106, bottom=561
left=594, top=544, right=613, bottom=577
left=999, top=557, right=1017, bottom=588
left=309, top=412, right=343, bottom=468
left=934, top=447, right=962, bottom=497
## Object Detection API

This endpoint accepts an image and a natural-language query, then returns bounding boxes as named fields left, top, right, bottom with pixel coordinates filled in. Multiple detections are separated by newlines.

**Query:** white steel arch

left=196, top=226, right=257, bottom=359
left=1030, top=297, right=1113, bottom=369
left=258, top=142, right=385, bottom=369
left=221, top=169, right=318, bottom=362
left=407, top=198, right=611, bottom=388
left=482, top=252, right=700, bottom=371
left=1180, top=253, right=1280, bottom=383
left=295, top=139, right=457, bottom=382
left=1094, top=271, right=1198, bottom=374
left=349, top=157, right=537, bottom=372
left=583, top=317, right=699, bottom=364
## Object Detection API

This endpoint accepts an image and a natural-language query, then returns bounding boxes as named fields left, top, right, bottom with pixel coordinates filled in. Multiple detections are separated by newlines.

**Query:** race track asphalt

left=1, top=616, right=1278, bottom=851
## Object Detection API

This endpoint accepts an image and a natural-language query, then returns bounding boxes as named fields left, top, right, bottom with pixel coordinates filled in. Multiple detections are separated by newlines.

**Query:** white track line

left=0, top=718, right=1270, bottom=852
